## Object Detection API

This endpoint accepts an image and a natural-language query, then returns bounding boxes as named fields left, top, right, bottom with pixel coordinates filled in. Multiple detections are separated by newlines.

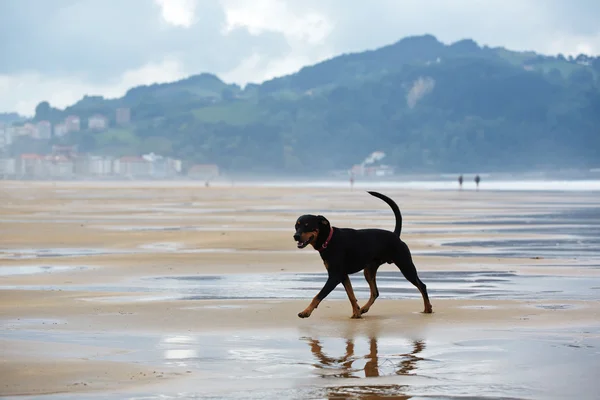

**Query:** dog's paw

left=351, top=313, right=362, bottom=319
left=359, top=307, right=370, bottom=315
left=298, top=311, right=310, bottom=318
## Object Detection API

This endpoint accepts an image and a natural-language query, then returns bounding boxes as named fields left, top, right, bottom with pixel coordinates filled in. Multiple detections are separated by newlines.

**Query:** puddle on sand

left=440, top=237, right=600, bottom=261
left=0, top=245, right=313, bottom=260
left=532, top=304, right=577, bottom=310
left=0, top=265, right=88, bottom=276
left=17, top=270, right=596, bottom=303
left=430, top=207, right=600, bottom=262
left=0, top=248, right=124, bottom=259
left=95, top=225, right=292, bottom=232
left=2, top=318, right=65, bottom=329
left=1, top=327, right=598, bottom=399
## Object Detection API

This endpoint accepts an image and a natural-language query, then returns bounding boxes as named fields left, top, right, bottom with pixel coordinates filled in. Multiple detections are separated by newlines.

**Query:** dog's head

left=293, top=214, right=330, bottom=249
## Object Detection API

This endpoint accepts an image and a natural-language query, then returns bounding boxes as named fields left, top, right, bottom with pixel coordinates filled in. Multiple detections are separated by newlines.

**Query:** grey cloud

left=541, top=0, right=600, bottom=35
left=1, top=0, right=599, bottom=83
left=0, top=0, right=161, bottom=77
left=0, top=0, right=290, bottom=81
left=305, top=0, right=600, bottom=56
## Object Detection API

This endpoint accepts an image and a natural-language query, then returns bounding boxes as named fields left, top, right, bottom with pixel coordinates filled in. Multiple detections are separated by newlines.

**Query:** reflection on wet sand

left=305, top=336, right=425, bottom=379
left=324, top=385, right=412, bottom=400
left=304, top=336, right=424, bottom=399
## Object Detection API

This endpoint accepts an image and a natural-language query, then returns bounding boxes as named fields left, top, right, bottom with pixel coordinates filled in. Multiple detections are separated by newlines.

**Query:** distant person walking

left=458, top=175, right=463, bottom=190
left=350, top=174, right=355, bottom=191
left=474, top=174, right=481, bottom=191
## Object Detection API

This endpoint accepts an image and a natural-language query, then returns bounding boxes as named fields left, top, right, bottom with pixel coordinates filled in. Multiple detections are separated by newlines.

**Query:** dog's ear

left=317, top=215, right=330, bottom=226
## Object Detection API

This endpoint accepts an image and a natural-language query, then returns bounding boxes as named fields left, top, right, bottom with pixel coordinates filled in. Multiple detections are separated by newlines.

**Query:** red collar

left=318, top=227, right=334, bottom=252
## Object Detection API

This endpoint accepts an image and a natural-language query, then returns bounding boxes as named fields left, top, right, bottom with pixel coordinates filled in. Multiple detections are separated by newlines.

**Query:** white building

left=54, top=123, right=68, bottom=137
left=22, top=123, right=38, bottom=137
left=45, top=155, right=74, bottom=178
left=88, top=156, right=113, bottom=176
left=0, top=124, right=13, bottom=149
left=65, top=116, right=80, bottom=132
left=88, top=114, right=108, bottom=130
left=36, top=121, right=52, bottom=139
left=114, top=156, right=151, bottom=177
left=0, top=158, right=16, bottom=176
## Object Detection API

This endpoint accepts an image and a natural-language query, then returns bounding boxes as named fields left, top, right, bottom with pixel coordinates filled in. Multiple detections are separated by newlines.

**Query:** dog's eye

left=305, top=223, right=309, bottom=226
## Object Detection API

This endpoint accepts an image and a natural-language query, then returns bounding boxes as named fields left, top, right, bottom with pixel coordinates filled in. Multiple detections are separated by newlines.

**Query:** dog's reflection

left=304, top=336, right=425, bottom=378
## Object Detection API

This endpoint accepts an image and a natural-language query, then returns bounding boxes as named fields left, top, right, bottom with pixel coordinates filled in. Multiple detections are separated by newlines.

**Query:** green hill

left=22, top=35, right=600, bottom=173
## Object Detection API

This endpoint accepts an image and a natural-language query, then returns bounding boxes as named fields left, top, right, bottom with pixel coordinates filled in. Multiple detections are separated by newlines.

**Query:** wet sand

left=1, top=181, right=600, bottom=399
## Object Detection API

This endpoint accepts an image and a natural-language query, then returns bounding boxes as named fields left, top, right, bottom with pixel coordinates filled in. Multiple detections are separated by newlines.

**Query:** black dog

left=293, top=191, right=432, bottom=319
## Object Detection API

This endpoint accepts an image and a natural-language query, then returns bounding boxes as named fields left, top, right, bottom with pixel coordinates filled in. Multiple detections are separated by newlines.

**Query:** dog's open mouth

left=297, top=235, right=314, bottom=249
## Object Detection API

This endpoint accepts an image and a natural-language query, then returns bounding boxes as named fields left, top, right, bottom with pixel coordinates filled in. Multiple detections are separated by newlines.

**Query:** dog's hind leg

left=392, top=242, right=433, bottom=314
left=360, top=265, right=380, bottom=315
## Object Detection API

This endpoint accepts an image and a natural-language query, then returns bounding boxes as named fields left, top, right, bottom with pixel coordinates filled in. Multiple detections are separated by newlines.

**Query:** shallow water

left=428, top=207, right=600, bottom=261
left=2, top=326, right=599, bottom=399
left=0, top=265, right=88, bottom=276
left=2, top=271, right=599, bottom=303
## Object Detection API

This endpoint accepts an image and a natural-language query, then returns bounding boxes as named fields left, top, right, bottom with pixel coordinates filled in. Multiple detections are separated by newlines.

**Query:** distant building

left=0, top=158, right=16, bottom=176
left=45, top=154, right=74, bottom=178
left=88, top=156, right=113, bottom=176
left=350, top=164, right=395, bottom=177
left=65, top=116, right=80, bottom=132
left=18, top=154, right=44, bottom=176
left=54, top=123, right=68, bottom=137
left=88, top=114, right=108, bottom=131
left=116, top=108, right=131, bottom=125
left=350, top=151, right=394, bottom=177
left=114, top=156, right=151, bottom=177
left=52, top=145, right=78, bottom=158
left=187, top=164, right=219, bottom=179
left=0, top=124, right=12, bottom=149
left=141, top=152, right=179, bottom=178
left=22, top=123, right=38, bottom=137
left=75, top=155, right=113, bottom=176
left=36, top=120, right=52, bottom=139
left=168, top=158, right=182, bottom=174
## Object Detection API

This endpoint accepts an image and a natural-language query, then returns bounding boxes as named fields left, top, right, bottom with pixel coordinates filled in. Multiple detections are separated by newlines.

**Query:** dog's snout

left=293, top=233, right=301, bottom=241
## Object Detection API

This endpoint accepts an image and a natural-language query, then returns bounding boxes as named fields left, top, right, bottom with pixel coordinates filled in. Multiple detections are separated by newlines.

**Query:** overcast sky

left=1, top=0, right=599, bottom=115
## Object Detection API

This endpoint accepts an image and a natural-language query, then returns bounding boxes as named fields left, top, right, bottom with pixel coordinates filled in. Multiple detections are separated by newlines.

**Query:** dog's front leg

left=298, top=275, right=341, bottom=318
left=341, top=276, right=362, bottom=319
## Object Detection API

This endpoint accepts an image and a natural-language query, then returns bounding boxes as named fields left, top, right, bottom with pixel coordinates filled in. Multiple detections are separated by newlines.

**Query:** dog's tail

left=367, top=191, right=402, bottom=236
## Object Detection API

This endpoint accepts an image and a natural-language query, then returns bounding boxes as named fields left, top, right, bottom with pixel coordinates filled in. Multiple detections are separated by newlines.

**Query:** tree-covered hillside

left=23, top=35, right=600, bottom=173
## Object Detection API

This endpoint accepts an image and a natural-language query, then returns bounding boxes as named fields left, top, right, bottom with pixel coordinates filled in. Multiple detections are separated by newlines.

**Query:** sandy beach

left=1, top=181, right=599, bottom=399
